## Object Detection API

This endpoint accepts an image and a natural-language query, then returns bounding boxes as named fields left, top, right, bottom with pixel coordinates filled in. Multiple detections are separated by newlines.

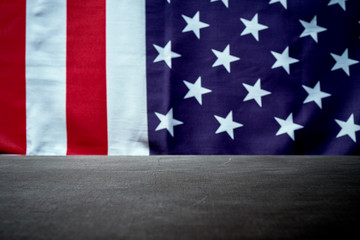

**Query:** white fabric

left=106, top=0, right=149, bottom=155
left=25, top=0, right=67, bottom=155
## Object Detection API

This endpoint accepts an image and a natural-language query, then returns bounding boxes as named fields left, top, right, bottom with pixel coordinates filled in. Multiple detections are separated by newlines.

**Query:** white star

left=269, top=0, right=287, bottom=9
left=212, top=45, right=240, bottom=73
left=271, top=47, right=299, bottom=74
left=214, top=111, right=243, bottom=140
left=211, top=0, right=229, bottom=8
left=182, top=11, right=210, bottom=39
left=240, top=14, right=268, bottom=42
left=331, top=49, right=359, bottom=76
left=155, top=108, right=183, bottom=137
left=243, top=79, right=271, bottom=107
left=328, top=0, right=347, bottom=11
left=299, top=16, right=327, bottom=43
left=183, top=77, right=212, bottom=105
left=153, top=41, right=181, bottom=69
left=335, top=114, right=360, bottom=142
left=302, top=81, right=331, bottom=109
left=274, top=113, right=303, bottom=141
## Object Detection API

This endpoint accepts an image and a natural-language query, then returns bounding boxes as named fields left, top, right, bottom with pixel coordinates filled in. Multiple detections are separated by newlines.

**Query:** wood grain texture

left=0, top=156, right=359, bottom=239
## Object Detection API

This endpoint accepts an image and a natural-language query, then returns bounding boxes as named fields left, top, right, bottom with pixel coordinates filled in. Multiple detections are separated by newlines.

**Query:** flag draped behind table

left=0, top=0, right=359, bottom=155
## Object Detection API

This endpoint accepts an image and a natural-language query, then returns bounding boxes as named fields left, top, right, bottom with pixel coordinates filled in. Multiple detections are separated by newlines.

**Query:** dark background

left=1, top=156, right=359, bottom=239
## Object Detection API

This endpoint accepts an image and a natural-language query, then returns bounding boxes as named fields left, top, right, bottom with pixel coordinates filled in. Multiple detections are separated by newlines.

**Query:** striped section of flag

left=26, top=0, right=67, bottom=155
left=66, top=0, right=108, bottom=155
left=1, top=0, right=149, bottom=155
left=0, top=0, right=26, bottom=154
left=106, top=0, right=149, bottom=155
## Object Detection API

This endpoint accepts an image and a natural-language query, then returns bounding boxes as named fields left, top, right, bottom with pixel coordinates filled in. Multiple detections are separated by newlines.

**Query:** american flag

left=0, top=0, right=359, bottom=155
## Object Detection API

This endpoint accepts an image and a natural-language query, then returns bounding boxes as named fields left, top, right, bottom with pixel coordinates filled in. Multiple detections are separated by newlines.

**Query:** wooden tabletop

left=1, top=156, right=359, bottom=239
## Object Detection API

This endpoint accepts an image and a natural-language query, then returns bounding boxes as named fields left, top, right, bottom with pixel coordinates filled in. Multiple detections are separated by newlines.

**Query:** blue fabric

left=146, top=0, right=360, bottom=154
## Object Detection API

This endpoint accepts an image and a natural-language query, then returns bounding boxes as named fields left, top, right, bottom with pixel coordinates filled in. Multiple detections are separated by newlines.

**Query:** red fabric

left=0, top=0, right=26, bottom=154
left=66, top=0, right=108, bottom=155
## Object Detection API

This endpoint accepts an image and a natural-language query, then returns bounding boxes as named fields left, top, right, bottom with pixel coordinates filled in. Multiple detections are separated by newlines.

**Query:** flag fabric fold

left=0, top=0, right=359, bottom=155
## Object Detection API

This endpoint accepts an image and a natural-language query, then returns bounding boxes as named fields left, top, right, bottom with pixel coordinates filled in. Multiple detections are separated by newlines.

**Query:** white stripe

left=25, top=0, right=67, bottom=155
left=106, top=0, right=149, bottom=155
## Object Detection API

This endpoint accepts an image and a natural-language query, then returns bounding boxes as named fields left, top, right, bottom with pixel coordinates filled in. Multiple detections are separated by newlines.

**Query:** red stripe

left=66, top=0, right=108, bottom=155
left=0, top=0, right=26, bottom=154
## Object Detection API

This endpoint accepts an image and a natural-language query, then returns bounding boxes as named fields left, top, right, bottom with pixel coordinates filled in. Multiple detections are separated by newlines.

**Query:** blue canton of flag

left=146, top=0, right=360, bottom=154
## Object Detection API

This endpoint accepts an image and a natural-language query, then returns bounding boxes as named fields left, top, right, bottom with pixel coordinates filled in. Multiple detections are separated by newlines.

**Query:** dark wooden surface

left=0, top=156, right=359, bottom=239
